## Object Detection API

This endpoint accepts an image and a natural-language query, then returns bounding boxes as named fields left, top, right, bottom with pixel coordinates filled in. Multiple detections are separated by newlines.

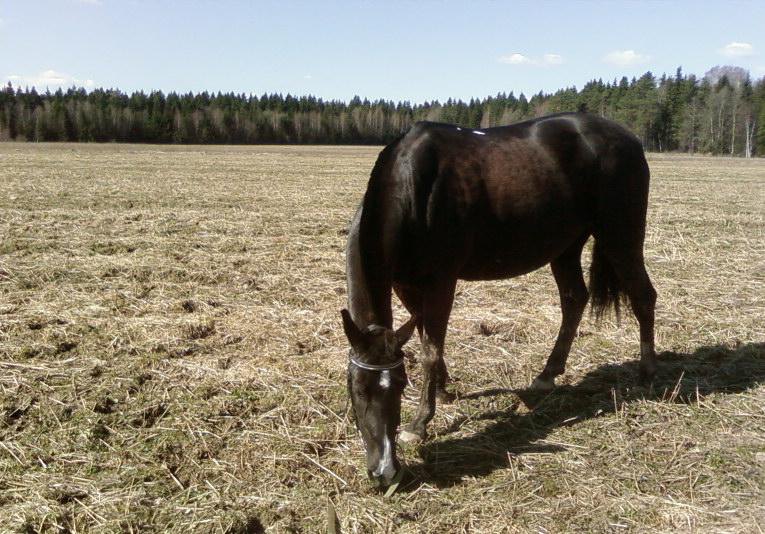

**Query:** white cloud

left=6, top=70, right=95, bottom=89
left=603, top=50, right=650, bottom=66
left=76, top=0, right=103, bottom=5
left=719, top=42, right=754, bottom=57
left=499, top=52, right=564, bottom=66
left=499, top=53, right=533, bottom=65
left=303, top=74, right=313, bottom=79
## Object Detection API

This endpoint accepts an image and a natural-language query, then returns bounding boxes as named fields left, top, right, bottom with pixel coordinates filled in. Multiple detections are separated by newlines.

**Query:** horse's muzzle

left=368, top=455, right=400, bottom=487
left=368, top=466, right=400, bottom=488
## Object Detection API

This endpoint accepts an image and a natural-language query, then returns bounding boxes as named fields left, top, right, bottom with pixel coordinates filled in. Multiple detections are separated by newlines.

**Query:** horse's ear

left=395, top=314, right=419, bottom=349
left=341, top=309, right=366, bottom=350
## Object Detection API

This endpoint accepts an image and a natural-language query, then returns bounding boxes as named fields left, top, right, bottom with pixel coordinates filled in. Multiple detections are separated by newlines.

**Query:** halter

left=349, top=357, right=404, bottom=371
left=348, top=323, right=405, bottom=371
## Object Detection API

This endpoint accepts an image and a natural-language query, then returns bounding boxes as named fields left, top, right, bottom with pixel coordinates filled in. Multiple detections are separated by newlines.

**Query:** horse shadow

left=406, top=342, right=765, bottom=488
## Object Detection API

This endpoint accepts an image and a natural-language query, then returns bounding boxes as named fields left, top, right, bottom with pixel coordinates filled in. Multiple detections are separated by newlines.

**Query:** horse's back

left=362, top=113, right=648, bottom=283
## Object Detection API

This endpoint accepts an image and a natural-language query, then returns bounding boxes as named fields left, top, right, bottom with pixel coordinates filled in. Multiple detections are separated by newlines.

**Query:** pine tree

left=0, top=70, right=763, bottom=153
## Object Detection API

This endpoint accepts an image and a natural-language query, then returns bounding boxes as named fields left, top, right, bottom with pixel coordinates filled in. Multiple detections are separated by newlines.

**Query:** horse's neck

left=346, top=207, right=392, bottom=329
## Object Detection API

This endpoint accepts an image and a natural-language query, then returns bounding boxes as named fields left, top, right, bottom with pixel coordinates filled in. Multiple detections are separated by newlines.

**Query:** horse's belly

left=458, top=249, right=554, bottom=280
left=458, top=222, right=589, bottom=281
left=459, top=257, right=546, bottom=280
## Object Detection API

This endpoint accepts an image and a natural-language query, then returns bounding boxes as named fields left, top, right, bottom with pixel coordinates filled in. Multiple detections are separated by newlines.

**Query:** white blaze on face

left=473, top=130, right=486, bottom=135
left=379, top=370, right=391, bottom=389
left=375, top=425, right=393, bottom=477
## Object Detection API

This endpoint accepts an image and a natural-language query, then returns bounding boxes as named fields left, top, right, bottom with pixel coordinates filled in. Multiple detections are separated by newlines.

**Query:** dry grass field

left=1, top=143, right=763, bottom=533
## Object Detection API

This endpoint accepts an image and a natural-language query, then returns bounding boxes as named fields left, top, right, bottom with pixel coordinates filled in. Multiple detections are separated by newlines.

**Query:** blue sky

left=2, top=0, right=764, bottom=103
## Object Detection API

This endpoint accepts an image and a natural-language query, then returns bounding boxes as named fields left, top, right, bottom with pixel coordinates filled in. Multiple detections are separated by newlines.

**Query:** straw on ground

left=0, top=144, right=763, bottom=532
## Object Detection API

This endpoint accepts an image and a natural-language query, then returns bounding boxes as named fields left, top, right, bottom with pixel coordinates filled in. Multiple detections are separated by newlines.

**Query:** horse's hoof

left=530, top=376, right=555, bottom=391
left=399, top=429, right=423, bottom=444
left=436, top=389, right=456, bottom=404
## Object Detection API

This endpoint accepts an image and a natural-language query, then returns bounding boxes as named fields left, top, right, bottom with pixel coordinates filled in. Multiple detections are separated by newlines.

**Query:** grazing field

left=1, top=143, right=764, bottom=533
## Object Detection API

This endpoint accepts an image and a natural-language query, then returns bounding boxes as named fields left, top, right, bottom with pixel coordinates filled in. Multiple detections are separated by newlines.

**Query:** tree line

left=1, top=66, right=764, bottom=156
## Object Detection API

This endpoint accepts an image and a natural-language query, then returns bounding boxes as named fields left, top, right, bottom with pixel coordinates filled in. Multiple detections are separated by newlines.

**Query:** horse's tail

left=589, top=238, right=626, bottom=322
left=588, top=122, right=649, bottom=323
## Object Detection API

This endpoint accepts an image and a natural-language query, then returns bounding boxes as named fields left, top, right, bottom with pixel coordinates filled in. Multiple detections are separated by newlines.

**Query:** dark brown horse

left=341, top=112, right=657, bottom=487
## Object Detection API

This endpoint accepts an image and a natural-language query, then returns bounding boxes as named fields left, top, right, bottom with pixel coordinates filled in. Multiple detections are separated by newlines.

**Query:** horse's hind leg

left=630, top=267, right=657, bottom=382
left=609, top=253, right=657, bottom=381
left=394, top=284, right=454, bottom=403
left=531, top=237, right=589, bottom=391
left=399, top=278, right=456, bottom=443
left=596, top=149, right=657, bottom=382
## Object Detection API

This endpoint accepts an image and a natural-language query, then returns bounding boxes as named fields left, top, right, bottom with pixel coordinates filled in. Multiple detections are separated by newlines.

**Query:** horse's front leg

left=400, top=278, right=456, bottom=443
left=394, top=283, right=455, bottom=404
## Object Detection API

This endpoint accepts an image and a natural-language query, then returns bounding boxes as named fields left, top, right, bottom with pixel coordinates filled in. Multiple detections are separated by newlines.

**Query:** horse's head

left=340, top=309, right=417, bottom=487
